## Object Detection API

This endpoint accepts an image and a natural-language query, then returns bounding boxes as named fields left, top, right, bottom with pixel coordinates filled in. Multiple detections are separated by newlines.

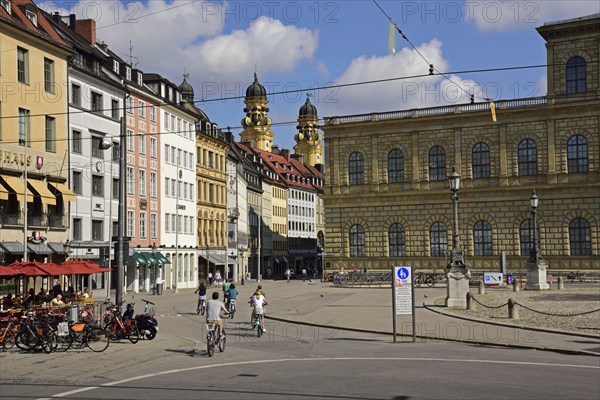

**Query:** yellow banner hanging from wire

left=490, top=101, right=497, bottom=122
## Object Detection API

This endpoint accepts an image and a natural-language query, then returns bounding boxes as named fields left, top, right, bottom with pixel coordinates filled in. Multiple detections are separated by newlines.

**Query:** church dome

left=299, top=95, right=318, bottom=117
left=246, top=72, right=267, bottom=98
left=179, top=73, right=194, bottom=100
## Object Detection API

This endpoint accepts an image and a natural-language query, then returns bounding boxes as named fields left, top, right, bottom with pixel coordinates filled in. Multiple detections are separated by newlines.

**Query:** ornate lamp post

left=526, top=190, right=549, bottom=290
left=445, top=166, right=470, bottom=309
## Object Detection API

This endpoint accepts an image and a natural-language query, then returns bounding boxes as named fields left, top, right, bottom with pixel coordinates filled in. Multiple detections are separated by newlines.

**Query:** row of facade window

left=74, top=168, right=158, bottom=198
left=349, top=135, right=590, bottom=185
left=164, top=177, right=193, bottom=200
left=71, top=83, right=121, bottom=120
left=347, top=218, right=592, bottom=257
left=289, top=221, right=315, bottom=233
left=197, top=181, right=226, bottom=205
left=164, top=213, right=194, bottom=235
left=16, top=46, right=55, bottom=93
left=197, top=148, right=226, bottom=171
left=163, top=111, right=195, bottom=140
left=127, top=130, right=157, bottom=157
left=164, top=145, right=194, bottom=170
left=17, top=109, right=56, bottom=152
left=126, top=98, right=157, bottom=122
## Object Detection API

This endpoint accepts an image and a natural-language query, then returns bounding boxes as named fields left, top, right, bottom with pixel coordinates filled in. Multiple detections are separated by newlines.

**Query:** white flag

left=388, top=19, right=396, bottom=54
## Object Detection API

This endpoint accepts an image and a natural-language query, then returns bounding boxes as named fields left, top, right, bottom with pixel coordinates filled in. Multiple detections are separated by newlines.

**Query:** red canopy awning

left=0, top=266, right=23, bottom=278
left=59, top=261, right=96, bottom=275
left=6, top=262, right=50, bottom=277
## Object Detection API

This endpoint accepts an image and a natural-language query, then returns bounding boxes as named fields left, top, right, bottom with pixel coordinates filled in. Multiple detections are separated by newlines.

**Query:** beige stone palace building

left=321, top=14, right=599, bottom=273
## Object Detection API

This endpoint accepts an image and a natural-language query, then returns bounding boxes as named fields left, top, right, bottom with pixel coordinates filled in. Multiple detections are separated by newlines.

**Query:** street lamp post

left=526, top=190, right=549, bottom=290
left=151, top=242, right=157, bottom=295
left=99, top=117, right=126, bottom=307
left=445, top=166, right=470, bottom=309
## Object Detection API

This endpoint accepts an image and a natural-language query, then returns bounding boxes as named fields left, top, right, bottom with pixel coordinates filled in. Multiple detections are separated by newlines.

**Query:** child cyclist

left=206, top=291, right=229, bottom=338
left=250, top=290, right=267, bottom=333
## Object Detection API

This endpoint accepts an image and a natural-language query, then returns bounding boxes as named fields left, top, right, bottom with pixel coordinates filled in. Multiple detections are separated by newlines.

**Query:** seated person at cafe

left=64, top=286, right=76, bottom=301
left=50, top=294, right=66, bottom=308
left=37, top=288, right=50, bottom=302
left=25, top=288, right=36, bottom=306
left=2, top=293, right=14, bottom=309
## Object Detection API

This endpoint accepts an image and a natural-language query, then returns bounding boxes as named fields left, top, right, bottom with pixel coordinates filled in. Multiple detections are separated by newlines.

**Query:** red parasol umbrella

left=0, top=266, right=23, bottom=278
left=7, top=262, right=50, bottom=277
left=59, top=261, right=96, bottom=275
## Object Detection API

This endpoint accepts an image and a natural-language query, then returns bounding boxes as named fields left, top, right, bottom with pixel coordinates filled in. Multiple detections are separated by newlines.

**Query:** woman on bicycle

left=195, top=282, right=207, bottom=314
left=250, top=290, right=267, bottom=333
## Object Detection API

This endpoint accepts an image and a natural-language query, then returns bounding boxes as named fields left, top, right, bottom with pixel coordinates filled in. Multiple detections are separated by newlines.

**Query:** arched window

left=566, top=56, right=586, bottom=94
left=473, top=220, right=493, bottom=256
left=569, top=218, right=591, bottom=256
left=472, top=142, right=490, bottom=179
left=388, top=223, right=406, bottom=257
left=430, top=222, right=447, bottom=257
left=518, top=139, right=537, bottom=176
left=567, top=135, right=588, bottom=173
left=519, top=219, right=535, bottom=256
left=348, top=152, right=364, bottom=185
left=349, top=224, right=365, bottom=258
left=429, top=146, right=446, bottom=181
left=387, top=149, right=404, bottom=183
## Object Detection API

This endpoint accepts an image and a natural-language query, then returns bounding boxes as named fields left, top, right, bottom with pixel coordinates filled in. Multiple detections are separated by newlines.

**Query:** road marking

left=44, top=356, right=600, bottom=397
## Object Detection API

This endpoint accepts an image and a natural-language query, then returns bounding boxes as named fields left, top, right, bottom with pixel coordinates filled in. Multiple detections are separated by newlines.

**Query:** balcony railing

left=27, top=213, right=47, bottom=227
left=0, top=211, right=21, bottom=225
left=48, top=213, right=67, bottom=228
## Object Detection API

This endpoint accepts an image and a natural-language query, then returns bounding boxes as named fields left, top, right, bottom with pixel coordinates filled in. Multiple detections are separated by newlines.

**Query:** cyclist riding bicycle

left=206, top=291, right=229, bottom=337
left=228, top=283, right=237, bottom=305
left=194, top=282, right=207, bottom=314
left=250, top=290, right=267, bottom=333
left=222, top=279, right=231, bottom=305
left=249, top=285, right=265, bottom=323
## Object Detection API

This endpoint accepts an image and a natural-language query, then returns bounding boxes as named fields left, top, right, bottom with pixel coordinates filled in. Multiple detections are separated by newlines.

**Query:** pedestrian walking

left=208, top=271, right=213, bottom=287
left=302, top=268, right=307, bottom=282
left=214, top=270, right=222, bottom=287
left=285, top=268, right=291, bottom=283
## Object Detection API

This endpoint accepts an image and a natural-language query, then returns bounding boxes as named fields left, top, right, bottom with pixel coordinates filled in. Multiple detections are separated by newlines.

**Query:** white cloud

left=38, top=1, right=318, bottom=96
left=320, top=39, right=483, bottom=116
left=468, top=0, right=600, bottom=31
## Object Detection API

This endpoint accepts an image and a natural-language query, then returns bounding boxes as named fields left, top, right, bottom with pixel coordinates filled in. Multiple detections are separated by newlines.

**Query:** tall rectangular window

left=45, top=116, right=56, bottom=152
left=44, top=58, right=55, bottom=93
left=72, top=130, right=82, bottom=154
left=164, top=112, right=170, bottom=130
left=127, top=211, right=135, bottom=238
left=18, top=108, right=30, bottom=146
left=139, top=169, right=146, bottom=197
left=112, top=178, right=119, bottom=199
left=111, top=99, right=119, bottom=119
left=165, top=214, right=170, bottom=233
left=126, top=97, right=133, bottom=113
left=127, top=129, right=134, bottom=152
left=139, top=134, right=146, bottom=155
left=150, top=138, right=157, bottom=158
left=165, top=177, right=170, bottom=196
left=150, top=106, right=156, bottom=122
left=71, top=84, right=81, bottom=106
left=150, top=172, right=157, bottom=198
left=127, top=167, right=135, bottom=195
left=91, top=92, right=103, bottom=113
left=92, top=220, right=103, bottom=241
left=150, top=213, right=157, bottom=239
left=72, top=171, right=82, bottom=194
left=73, top=218, right=82, bottom=240
left=139, top=212, right=147, bottom=239
left=17, top=47, right=29, bottom=84
left=91, top=136, right=102, bottom=158
left=165, top=145, right=170, bottom=163
left=138, top=100, right=146, bottom=118
left=92, top=175, right=104, bottom=196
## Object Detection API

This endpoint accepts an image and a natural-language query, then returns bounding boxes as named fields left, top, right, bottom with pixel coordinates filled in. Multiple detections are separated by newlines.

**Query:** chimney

left=280, top=149, right=290, bottom=161
left=69, top=14, right=76, bottom=29
left=74, top=19, right=96, bottom=45
left=52, top=12, right=60, bottom=22
left=271, top=144, right=280, bottom=154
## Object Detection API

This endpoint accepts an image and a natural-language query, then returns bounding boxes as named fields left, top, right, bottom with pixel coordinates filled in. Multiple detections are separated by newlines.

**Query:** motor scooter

left=122, top=299, right=159, bottom=340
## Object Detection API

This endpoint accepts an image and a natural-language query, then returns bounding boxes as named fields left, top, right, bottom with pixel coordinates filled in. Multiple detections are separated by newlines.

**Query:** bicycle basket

left=57, top=322, right=70, bottom=336
left=148, top=307, right=157, bottom=316
left=206, top=323, right=215, bottom=331
left=71, top=323, right=86, bottom=333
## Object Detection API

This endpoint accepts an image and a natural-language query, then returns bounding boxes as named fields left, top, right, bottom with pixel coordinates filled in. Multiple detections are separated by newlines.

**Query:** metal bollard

left=478, top=280, right=485, bottom=295
left=558, top=276, right=564, bottom=290
left=508, top=298, right=519, bottom=319
left=513, top=279, right=520, bottom=292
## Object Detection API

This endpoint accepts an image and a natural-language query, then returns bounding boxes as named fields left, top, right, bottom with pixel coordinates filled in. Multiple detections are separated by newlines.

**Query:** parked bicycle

left=0, top=314, right=19, bottom=351
left=566, top=271, right=585, bottom=283
left=55, top=320, right=109, bottom=352
left=103, top=302, right=140, bottom=343
left=414, top=270, right=442, bottom=287
left=206, top=322, right=225, bottom=357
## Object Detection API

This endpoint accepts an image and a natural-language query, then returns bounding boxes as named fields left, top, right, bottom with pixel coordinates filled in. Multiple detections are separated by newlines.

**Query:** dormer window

left=25, top=9, right=37, bottom=27
left=125, top=66, right=131, bottom=81
left=113, top=60, right=119, bottom=73
left=137, top=72, right=143, bottom=86
left=1, top=0, right=11, bottom=14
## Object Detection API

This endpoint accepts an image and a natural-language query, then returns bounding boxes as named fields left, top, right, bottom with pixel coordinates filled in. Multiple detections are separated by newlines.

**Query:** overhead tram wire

left=0, top=62, right=570, bottom=122
left=372, top=0, right=489, bottom=102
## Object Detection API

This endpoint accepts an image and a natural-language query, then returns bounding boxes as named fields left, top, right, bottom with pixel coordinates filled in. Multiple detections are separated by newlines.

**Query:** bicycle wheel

left=128, top=325, right=140, bottom=344
left=207, top=333, right=214, bottom=357
left=42, top=332, right=58, bottom=354
left=257, top=319, right=262, bottom=337
left=219, top=332, right=226, bottom=352
left=86, top=327, right=110, bottom=352
left=2, top=329, right=16, bottom=351
left=55, top=332, right=73, bottom=352
left=230, top=303, right=235, bottom=319
left=414, top=275, right=423, bottom=287
left=425, top=275, right=435, bottom=287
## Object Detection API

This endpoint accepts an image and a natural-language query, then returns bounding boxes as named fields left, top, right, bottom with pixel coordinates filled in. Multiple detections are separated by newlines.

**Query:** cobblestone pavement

left=435, top=286, right=600, bottom=336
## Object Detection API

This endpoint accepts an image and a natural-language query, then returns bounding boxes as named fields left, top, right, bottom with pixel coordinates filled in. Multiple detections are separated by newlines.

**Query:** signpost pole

left=391, top=265, right=396, bottom=343
left=411, top=270, right=416, bottom=343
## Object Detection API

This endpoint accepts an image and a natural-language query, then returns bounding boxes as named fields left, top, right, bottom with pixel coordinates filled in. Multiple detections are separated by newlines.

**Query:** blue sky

left=41, top=1, right=600, bottom=151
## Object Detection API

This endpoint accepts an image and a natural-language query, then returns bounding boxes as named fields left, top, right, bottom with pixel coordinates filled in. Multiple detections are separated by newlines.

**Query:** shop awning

left=47, top=181, right=76, bottom=202
left=129, top=252, right=148, bottom=266
left=153, top=252, right=171, bottom=264
left=138, top=251, right=171, bottom=266
left=0, top=183, right=8, bottom=200
left=0, top=175, right=33, bottom=203
left=28, top=179, right=56, bottom=205
left=48, top=242, right=68, bottom=254
left=0, top=242, right=24, bottom=254
left=27, top=242, right=53, bottom=255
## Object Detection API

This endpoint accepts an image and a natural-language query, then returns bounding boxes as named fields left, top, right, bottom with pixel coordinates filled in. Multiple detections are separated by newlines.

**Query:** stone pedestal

left=525, top=259, right=549, bottom=290
left=445, top=267, right=471, bottom=309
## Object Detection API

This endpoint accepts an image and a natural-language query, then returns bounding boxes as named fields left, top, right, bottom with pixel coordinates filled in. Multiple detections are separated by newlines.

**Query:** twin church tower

left=239, top=73, right=323, bottom=167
